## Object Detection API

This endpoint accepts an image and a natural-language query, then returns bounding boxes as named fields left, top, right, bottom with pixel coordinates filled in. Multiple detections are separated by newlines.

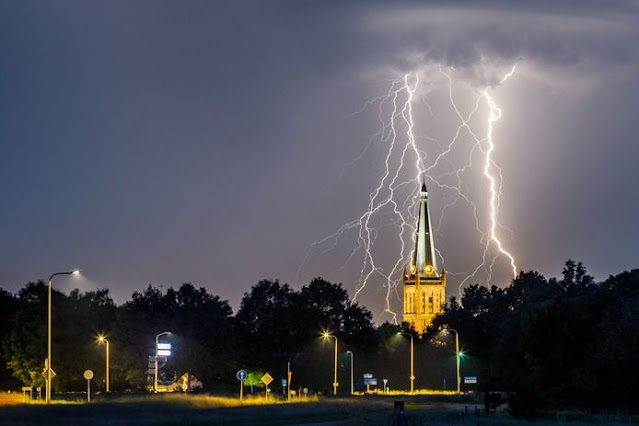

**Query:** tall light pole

left=154, top=331, right=171, bottom=393
left=322, top=332, right=338, bottom=396
left=97, top=335, right=110, bottom=392
left=398, top=332, right=415, bottom=393
left=444, top=328, right=461, bottom=394
left=46, top=270, right=80, bottom=404
left=346, top=350, right=354, bottom=395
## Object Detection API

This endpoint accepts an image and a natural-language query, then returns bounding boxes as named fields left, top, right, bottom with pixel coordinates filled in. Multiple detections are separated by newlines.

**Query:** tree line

left=427, top=260, right=639, bottom=416
left=0, top=261, right=637, bottom=416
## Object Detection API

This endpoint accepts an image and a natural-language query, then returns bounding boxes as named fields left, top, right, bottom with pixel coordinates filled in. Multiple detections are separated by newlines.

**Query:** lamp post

left=46, top=270, right=80, bottom=404
left=97, top=335, right=110, bottom=392
left=154, top=331, right=171, bottom=393
left=322, top=332, right=338, bottom=396
left=346, top=350, right=354, bottom=395
left=398, top=332, right=415, bottom=393
left=444, top=328, right=461, bottom=394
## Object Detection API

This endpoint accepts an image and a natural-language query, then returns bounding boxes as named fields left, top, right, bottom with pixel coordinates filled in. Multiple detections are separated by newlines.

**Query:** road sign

left=464, top=376, right=477, bottom=384
left=42, top=368, right=57, bottom=380
left=157, top=349, right=171, bottom=356
left=236, top=370, right=247, bottom=381
left=84, top=370, right=93, bottom=403
left=364, top=377, right=377, bottom=386
left=261, top=372, right=273, bottom=386
left=157, top=343, right=171, bottom=350
left=281, top=379, right=287, bottom=386
left=363, top=373, right=373, bottom=379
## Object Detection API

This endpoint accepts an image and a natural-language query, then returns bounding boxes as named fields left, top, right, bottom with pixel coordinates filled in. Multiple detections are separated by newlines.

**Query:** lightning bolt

left=297, top=64, right=519, bottom=322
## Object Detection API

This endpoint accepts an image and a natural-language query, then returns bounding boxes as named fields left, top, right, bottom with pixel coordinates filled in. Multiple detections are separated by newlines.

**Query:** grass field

left=0, top=392, right=637, bottom=425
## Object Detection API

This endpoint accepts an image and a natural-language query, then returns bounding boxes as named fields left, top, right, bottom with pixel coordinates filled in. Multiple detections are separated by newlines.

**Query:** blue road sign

left=236, top=370, right=247, bottom=381
left=281, top=379, right=287, bottom=386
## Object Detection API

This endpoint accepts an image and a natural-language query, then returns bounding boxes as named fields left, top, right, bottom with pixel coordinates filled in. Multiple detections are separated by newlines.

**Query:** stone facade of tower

left=402, top=183, right=446, bottom=335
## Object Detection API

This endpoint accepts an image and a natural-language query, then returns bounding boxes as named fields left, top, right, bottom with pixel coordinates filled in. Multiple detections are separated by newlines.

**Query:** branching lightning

left=296, top=65, right=519, bottom=323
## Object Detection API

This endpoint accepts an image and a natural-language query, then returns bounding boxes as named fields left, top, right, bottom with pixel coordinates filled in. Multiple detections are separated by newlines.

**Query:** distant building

left=402, top=182, right=446, bottom=334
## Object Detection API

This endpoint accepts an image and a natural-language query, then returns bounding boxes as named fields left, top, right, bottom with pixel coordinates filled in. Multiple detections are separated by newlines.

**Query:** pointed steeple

left=412, top=181, right=438, bottom=276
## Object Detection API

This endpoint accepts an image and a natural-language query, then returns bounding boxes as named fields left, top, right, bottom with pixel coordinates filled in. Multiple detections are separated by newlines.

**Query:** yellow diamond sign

left=261, top=372, right=273, bottom=386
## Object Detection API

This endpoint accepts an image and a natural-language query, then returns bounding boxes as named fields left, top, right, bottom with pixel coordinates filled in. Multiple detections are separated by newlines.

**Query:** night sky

left=2, top=1, right=638, bottom=321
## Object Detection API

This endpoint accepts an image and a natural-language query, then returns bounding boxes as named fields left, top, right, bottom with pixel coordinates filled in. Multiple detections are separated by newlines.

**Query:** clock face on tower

left=424, top=265, right=434, bottom=275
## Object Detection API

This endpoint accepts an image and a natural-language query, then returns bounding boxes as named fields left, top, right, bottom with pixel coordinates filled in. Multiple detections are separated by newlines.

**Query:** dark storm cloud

left=357, top=0, right=639, bottom=84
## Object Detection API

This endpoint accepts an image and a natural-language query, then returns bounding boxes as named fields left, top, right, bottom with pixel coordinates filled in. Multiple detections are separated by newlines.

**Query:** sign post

left=363, top=373, right=377, bottom=392
left=261, top=372, right=273, bottom=401
left=287, top=362, right=292, bottom=402
left=84, top=370, right=94, bottom=403
left=22, top=387, right=32, bottom=402
left=236, top=370, right=247, bottom=401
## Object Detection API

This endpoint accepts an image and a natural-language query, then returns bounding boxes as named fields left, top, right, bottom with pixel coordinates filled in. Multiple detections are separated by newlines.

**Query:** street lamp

left=46, top=269, right=80, bottom=404
left=346, top=350, right=354, bottom=395
left=398, top=332, right=415, bottom=393
left=443, top=327, right=461, bottom=394
left=96, top=335, right=110, bottom=392
left=154, top=331, right=171, bottom=393
left=322, top=331, right=338, bottom=396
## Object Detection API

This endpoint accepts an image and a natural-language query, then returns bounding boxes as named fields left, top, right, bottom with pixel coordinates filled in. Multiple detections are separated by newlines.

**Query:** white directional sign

left=157, top=343, right=171, bottom=350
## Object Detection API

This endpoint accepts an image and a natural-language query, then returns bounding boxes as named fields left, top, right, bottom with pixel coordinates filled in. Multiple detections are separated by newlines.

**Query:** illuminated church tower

left=403, top=182, right=446, bottom=334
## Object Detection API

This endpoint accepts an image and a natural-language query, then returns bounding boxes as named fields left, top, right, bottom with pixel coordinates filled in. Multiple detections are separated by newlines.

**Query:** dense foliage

left=1, top=261, right=637, bottom=416
left=428, top=261, right=639, bottom=416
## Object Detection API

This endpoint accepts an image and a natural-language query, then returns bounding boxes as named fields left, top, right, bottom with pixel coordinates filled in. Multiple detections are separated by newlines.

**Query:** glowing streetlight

left=46, top=269, right=80, bottom=404
left=398, top=332, right=415, bottom=393
left=322, top=331, right=338, bottom=396
left=96, top=334, right=110, bottom=392
left=346, top=350, right=354, bottom=395
left=154, top=331, right=171, bottom=393
left=442, top=327, right=461, bottom=394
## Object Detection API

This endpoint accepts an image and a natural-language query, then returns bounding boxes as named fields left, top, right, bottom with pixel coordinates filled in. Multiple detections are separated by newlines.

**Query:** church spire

left=412, top=181, right=438, bottom=276
left=402, top=180, right=447, bottom=335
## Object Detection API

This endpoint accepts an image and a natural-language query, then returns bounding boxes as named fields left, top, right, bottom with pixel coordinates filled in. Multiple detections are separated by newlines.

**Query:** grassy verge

left=0, top=393, right=637, bottom=425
